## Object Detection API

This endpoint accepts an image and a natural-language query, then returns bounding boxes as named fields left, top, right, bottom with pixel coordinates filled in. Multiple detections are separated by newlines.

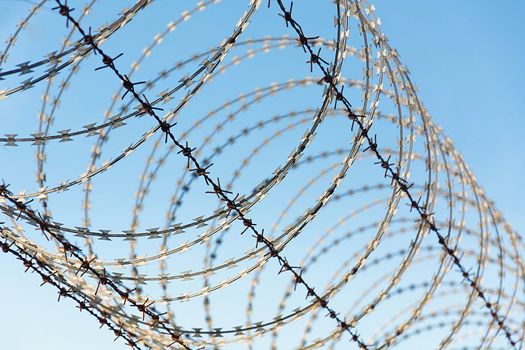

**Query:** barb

left=271, top=0, right=519, bottom=347
left=0, top=1, right=521, bottom=349
left=0, top=182, right=193, bottom=350
left=0, top=232, right=144, bottom=350
left=50, top=0, right=371, bottom=347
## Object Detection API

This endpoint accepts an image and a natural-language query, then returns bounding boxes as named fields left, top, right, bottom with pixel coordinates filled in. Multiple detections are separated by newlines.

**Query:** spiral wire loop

left=0, top=1, right=523, bottom=349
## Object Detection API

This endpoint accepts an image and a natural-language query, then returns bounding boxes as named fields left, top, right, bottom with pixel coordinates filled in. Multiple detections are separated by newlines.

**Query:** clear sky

left=0, top=1, right=523, bottom=349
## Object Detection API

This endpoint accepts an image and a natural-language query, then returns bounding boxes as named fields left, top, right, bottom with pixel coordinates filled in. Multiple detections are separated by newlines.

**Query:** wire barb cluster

left=271, top=0, right=519, bottom=347
left=0, top=0, right=523, bottom=349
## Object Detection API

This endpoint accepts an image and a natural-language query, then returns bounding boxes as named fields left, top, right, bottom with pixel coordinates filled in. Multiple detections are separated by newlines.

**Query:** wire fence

left=0, top=0, right=523, bottom=349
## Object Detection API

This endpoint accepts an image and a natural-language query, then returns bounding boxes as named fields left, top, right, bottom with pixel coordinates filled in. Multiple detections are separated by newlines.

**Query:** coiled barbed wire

left=0, top=1, right=523, bottom=349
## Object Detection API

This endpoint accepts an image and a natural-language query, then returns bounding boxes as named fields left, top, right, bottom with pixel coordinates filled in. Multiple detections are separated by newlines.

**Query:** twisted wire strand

left=0, top=0, right=523, bottom=349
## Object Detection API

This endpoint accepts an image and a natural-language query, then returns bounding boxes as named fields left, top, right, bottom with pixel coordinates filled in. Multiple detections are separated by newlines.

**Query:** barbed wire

left=0, top=0, right=523, bottom=349
left=270, top=0, right=519, bottom=347
left=48, top=0, right=374, bottom=347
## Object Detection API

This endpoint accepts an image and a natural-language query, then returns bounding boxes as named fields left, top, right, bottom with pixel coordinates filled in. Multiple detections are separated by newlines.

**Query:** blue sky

left=374, top=0, right=525, bottom=236
left=0, top=1, right=523, bottom=349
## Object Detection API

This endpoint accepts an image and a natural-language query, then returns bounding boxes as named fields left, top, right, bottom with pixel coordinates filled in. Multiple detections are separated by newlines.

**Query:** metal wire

left=0, top=0, right=523, bottom=349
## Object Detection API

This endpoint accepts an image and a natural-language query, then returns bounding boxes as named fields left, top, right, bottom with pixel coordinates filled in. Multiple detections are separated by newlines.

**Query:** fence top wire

left=0, top=0, right=523, bottom=349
